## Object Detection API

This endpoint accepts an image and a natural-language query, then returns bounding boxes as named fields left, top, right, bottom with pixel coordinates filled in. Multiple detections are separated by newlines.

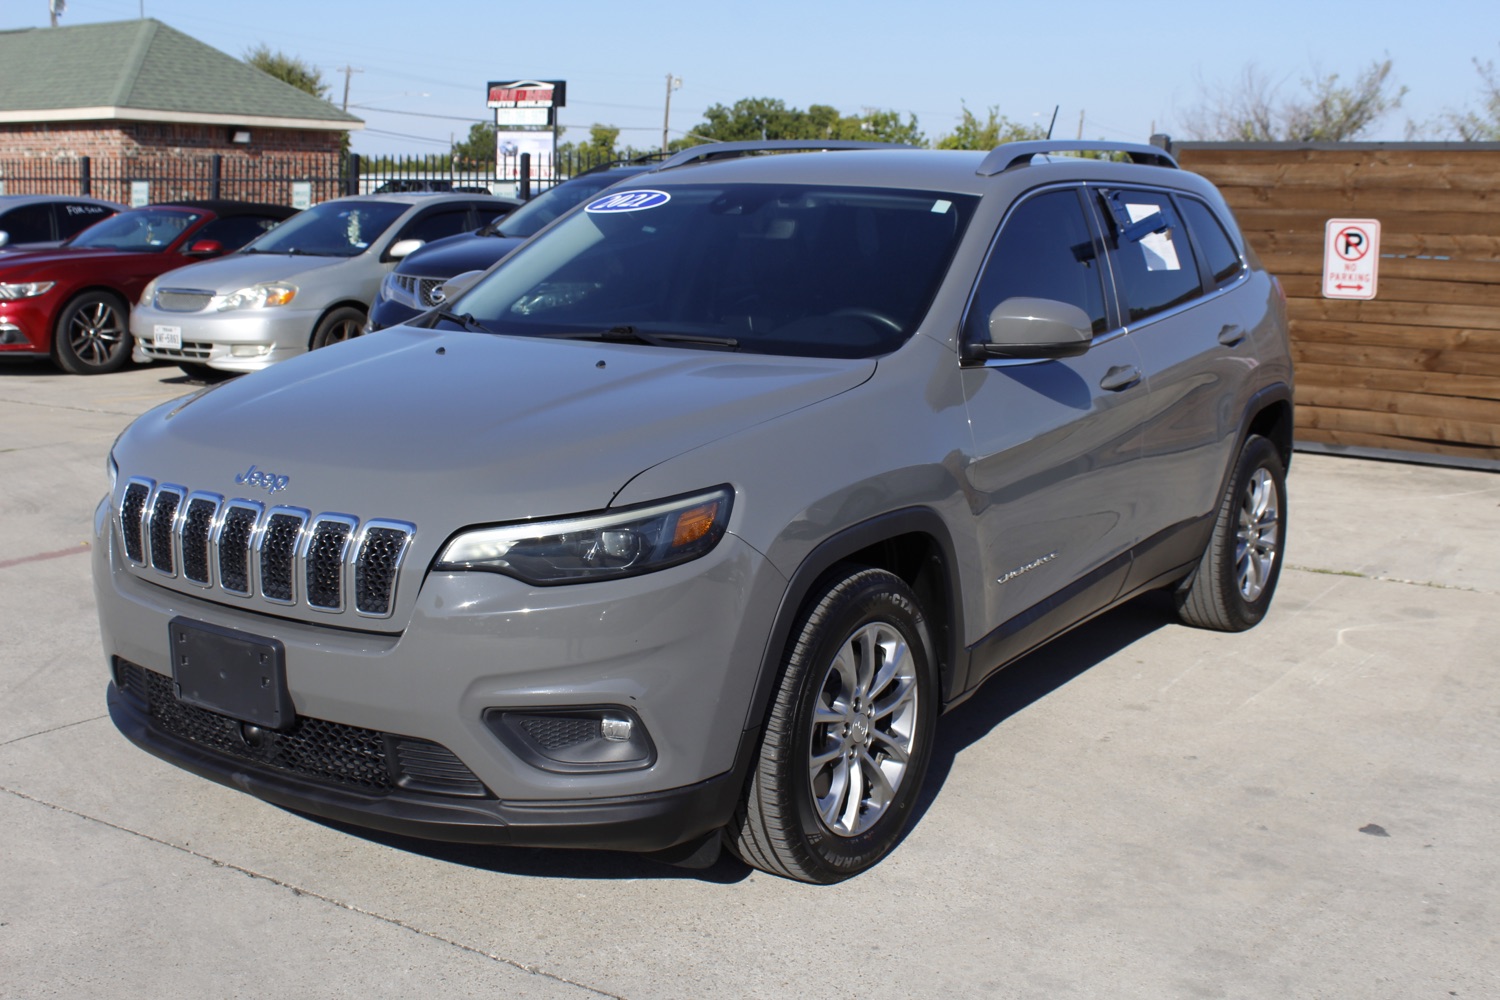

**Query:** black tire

left=176, top=362, right=236, bottom=384
left=309, top=306, right=366, bottom=350
left=52, top=291, right=131, bottom=374
left=729, top=566, right=938, bottom=883
left=1175, top=434, right=1287, bottom=631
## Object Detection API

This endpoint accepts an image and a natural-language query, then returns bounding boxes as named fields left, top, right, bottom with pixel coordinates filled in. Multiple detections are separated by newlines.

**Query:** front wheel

left=729, top=567, right=938, bottom=883
left=309, top=306, right=366, bottom=350
left=53, top=291, right=131, bottom=374
left=1175, top=434, right=1287, bottom=631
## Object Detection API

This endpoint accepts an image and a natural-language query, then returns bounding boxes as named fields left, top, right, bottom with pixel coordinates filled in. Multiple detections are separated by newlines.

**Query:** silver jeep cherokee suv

left=95, top=141, right=1292, bottom=884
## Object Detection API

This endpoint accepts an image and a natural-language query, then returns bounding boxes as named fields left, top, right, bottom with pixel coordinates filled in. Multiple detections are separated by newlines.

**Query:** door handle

left=1099, top=365, right=1142, bottom=392
left=1217, top=324, right=1246, bottom=347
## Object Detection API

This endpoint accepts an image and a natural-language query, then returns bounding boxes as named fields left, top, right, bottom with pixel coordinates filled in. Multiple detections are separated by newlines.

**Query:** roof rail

left=975, top=140, right=1179, bottom=176
left=656, top=139, right=912, bottom=171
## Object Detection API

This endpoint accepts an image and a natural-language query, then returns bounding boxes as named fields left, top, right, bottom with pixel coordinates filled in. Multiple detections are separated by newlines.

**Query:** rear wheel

left=53, top=291, right=131, bottom=374
left=309, top=307, right=366, bottom=350
left=1175, top=434, right=1287, bottom=631
left=729, top=567, right=938, bottom=883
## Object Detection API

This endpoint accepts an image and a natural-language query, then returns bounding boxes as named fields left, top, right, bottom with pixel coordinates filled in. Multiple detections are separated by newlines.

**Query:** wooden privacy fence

left=1174, top=142, right=1500, bottom=469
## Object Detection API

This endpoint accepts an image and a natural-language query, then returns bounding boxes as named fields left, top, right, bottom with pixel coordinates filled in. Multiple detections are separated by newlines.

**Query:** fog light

left=230, top=343, right=271, bottom=358
left=484, top=706, right=654, bottom=773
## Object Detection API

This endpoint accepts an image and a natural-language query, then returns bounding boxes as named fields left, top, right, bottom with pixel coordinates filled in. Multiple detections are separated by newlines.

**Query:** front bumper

left=107, top=675, right=751, bottom=850
left=130, top=303, right=320, bottom=372
left=94, top=500, right=785, bottom=849
left=0, top=297, right=55, bottom=355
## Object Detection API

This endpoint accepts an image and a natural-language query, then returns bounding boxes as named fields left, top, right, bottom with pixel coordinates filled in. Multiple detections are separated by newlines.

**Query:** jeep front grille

left=117, top=477, right=414, bottom=619
left=113, top=659, right=489, bottom=798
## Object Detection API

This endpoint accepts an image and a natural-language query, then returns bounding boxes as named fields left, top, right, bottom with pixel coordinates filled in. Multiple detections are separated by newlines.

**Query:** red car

left=0, top=200, right=297, bottom=374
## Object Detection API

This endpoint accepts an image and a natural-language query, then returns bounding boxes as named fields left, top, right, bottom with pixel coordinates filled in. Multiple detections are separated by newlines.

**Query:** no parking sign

left=1322, top=218, right=1381, bottom=300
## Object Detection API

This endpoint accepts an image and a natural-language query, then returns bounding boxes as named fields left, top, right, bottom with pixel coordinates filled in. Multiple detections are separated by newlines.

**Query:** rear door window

left=1097, top=188, right=1203, bottom=323
left=55, top=202, right=116, bottom=239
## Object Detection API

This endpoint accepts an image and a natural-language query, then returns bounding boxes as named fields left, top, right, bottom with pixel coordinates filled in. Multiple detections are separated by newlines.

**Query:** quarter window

left=1178, top=197, right=1244, bottom=287
left=967, top=188, right=1108, bottom=341
left=1099, top=189, right=1202, bottom=323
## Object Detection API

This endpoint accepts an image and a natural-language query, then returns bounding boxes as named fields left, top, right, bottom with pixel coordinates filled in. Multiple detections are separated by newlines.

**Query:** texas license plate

left=169, top=617, right=293, bottom=729
left=153, top=325, right=182, bottom=349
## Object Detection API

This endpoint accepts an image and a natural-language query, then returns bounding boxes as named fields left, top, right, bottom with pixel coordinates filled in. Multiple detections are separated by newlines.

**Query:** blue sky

left=5, top=0, right=1496, bottom=153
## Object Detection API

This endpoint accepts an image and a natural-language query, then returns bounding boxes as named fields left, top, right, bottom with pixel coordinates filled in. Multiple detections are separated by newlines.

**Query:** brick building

left=0, top=18, right=361, bottom=203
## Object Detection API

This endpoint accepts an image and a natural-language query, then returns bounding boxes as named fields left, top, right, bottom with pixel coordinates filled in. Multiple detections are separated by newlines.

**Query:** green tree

left=683, top=98, right=925, bottom=147
left=244, top=45, right=329, bottom=100
left=1182, top=59, right=1405, bottom=141
left=451, top=122, right=497, bottom=166
left=933, top=103, right=1045, bottom=150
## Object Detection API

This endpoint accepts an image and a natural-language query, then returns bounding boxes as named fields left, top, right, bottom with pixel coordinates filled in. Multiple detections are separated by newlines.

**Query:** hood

left=395, top=234, right=524, bottom=280
left=115, top=326, right=875, bottom=534
left=150, top=251, right=351, bottom=291
left=0, top=245, right=150, bottom=274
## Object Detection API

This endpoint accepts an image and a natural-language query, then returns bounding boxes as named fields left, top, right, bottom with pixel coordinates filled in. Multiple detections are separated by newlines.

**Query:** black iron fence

left=0, top=150, right=634, bottom=206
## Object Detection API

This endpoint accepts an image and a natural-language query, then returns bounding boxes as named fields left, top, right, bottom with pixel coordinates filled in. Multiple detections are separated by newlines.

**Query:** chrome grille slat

left=148, top=485, right=185, bottom=576
left=260, top=508, right=310, bottom=604
left=112, top=482, right=413, bottom=619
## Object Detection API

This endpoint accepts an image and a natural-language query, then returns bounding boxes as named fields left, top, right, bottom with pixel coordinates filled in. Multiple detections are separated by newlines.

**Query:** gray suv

left=95, top=141, right=1292, bottom=883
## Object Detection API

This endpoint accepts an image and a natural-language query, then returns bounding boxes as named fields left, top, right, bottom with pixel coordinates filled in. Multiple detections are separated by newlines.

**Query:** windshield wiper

left=432, top=309, right=490, bottom=334
left=543, top=325, right=740, bottom=349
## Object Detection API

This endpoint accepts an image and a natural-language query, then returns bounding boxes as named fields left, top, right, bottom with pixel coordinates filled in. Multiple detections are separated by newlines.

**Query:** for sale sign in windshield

left=1322, top=218, right=1381, bottom=300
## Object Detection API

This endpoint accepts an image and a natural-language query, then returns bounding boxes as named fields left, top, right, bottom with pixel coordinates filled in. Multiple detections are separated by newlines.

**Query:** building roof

left=0, top=19, right=363, bottom=132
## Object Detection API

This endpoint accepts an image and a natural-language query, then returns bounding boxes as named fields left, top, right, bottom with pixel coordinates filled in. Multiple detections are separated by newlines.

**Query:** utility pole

left=1077, top=109, right=1085, bottom=140
left=662, top=74, right=682, bottom=151
left=339, top=65, right=363, bottom=112
left=48, top=0, right=65, bottom=27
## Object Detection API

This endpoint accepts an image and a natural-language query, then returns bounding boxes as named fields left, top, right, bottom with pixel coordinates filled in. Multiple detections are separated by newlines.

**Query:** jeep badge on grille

left=234, top=464, right=290, bottom=494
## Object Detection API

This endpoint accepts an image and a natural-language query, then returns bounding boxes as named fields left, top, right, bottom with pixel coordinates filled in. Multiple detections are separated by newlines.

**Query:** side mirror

left=185, top=239, right=224, bottom=256
left=434, top=269, right=484, bottom=305
left=969, top=297, right=1093, bottom=361
left=388, top=238, right=424, bottom=260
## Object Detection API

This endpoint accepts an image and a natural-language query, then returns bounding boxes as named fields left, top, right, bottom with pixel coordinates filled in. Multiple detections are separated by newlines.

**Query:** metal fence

left=0, top=150, right=634, bottom=206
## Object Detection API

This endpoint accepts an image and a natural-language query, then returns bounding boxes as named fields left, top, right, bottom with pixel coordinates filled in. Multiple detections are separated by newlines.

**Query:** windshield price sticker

left=1322, top=218, right=1381, bottom=300
left=586, top=190, right=671, bottom=214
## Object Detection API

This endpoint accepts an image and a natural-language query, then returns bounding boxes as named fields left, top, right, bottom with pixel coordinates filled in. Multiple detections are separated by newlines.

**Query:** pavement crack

left=0, top=785, right=627, bottom=999
left=0, top=714, right=109, bottom=747
left=1287, top=564, right=1488, bottom=595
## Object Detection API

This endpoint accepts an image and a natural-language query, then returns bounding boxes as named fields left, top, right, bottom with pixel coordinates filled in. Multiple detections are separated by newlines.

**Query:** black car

left=0, top=195, right=125, bottom=252
left=367, top=161, right=661, bottom=331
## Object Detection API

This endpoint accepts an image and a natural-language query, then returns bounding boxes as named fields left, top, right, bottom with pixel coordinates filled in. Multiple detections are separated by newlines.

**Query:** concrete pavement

left=2, top=361, right=1496, bottom=999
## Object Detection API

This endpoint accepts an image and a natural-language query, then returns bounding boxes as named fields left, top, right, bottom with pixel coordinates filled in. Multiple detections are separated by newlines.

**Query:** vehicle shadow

left=909, top=589, right=1176, bottom=827
left=296, top=591, right=1176, bottom=885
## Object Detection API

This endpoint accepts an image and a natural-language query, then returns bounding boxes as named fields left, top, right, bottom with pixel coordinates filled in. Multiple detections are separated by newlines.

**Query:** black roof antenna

left=1045, top=105, right=1060, bottom=140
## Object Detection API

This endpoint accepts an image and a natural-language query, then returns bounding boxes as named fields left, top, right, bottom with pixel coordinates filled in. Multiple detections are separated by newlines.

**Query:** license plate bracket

left=169, top=617, right=294, bottom=729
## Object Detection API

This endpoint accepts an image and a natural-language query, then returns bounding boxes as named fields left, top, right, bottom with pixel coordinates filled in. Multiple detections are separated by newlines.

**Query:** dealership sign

left=487, top=80, right=566, bottom=109
left=1322, top=218, right=1381, bottom=300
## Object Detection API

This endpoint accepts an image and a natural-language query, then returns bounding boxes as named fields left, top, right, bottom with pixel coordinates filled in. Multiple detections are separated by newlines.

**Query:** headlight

left=216, top=282, right=297, bottom=311
left=435, top=487, right=733, bottom=585
left=0, top=281, right=55, bottom=300
left=379, top=271, right=420, bottom=308
left=138, top=277, right=159, bottom=308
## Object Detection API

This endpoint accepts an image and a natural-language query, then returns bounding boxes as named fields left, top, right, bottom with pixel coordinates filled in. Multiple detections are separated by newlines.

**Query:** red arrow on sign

left=1335, top=283, right=1365, bottom=291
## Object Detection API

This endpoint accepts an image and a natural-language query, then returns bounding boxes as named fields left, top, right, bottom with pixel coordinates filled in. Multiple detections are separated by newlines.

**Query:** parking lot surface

left=3, top=361, right=1497, bottom=999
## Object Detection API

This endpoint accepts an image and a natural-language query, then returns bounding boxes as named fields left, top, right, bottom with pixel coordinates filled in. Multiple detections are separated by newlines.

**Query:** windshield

left=492, top=170, right=646, bottom=239
left=243, top=199, right=407, bottom=257
left=67, top=209, right=202, bottom=252
left=445, top=183, right=977, bottom=359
